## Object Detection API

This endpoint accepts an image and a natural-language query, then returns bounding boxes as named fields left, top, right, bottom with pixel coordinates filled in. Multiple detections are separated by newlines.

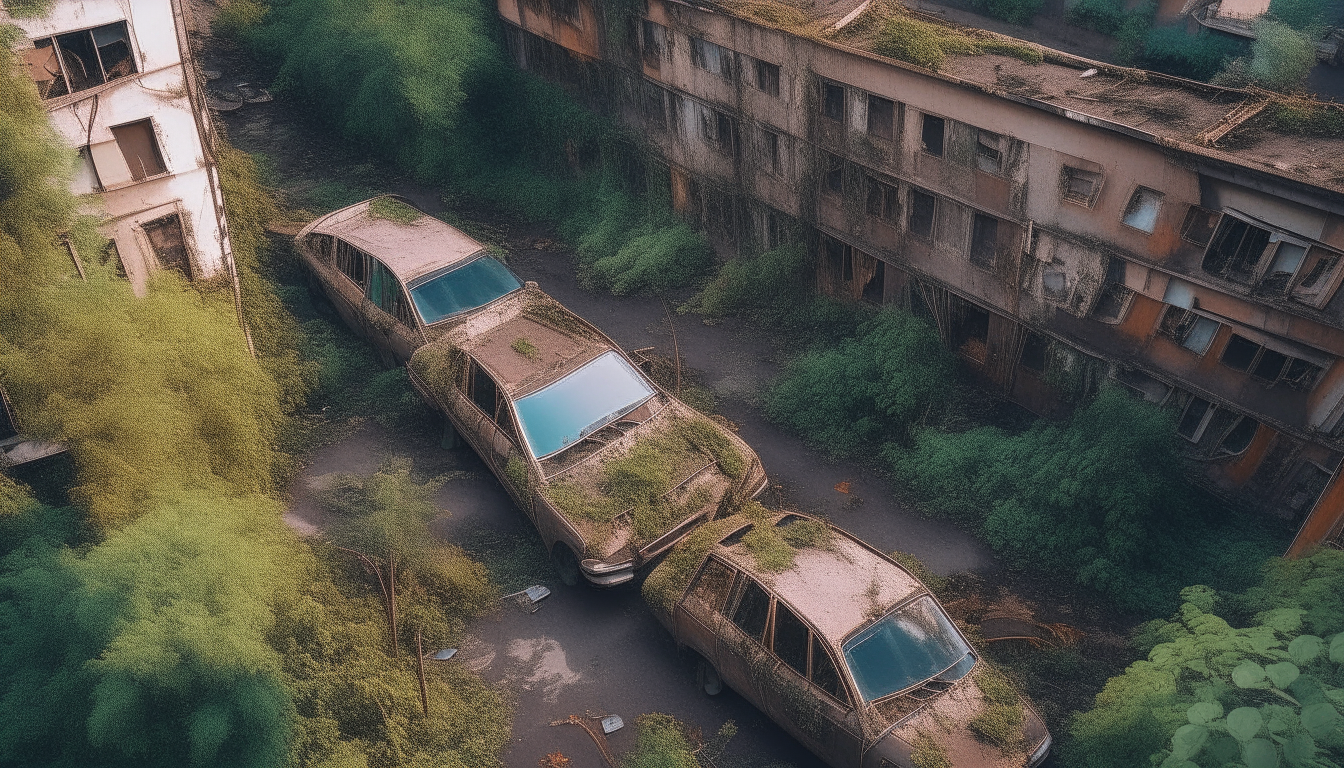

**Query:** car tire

left=697, top=656, right=723, bottom=696
left=552, top=544, right=580, bottom=588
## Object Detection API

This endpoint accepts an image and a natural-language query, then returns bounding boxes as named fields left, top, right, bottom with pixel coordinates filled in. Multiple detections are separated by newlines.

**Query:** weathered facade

left=497, top=0, right=1344, bottom=552
left=4, top=0, right=233, bottom=295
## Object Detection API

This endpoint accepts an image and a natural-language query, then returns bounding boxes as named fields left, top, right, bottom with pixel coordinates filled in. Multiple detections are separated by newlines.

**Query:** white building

left=4, top=0, right=233, bottom=294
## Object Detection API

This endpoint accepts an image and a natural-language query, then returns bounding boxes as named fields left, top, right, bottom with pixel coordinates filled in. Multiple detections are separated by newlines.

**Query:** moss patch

left=911, top=732, right=953, bottom=768
left=368, top=197, right=423, bottom=224
left=741, top=511, right=834, bottom=573
left=522, top=298, right=597, bottom=340
left=511, top=337, right=539, bottom=361
left=969, top=665, right=1025, bottom=751
left=642, top=515, right=751, bottom=615
left=864, top=10, right=1043, bottom=71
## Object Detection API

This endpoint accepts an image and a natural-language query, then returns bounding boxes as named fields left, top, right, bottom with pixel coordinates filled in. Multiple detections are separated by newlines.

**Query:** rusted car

left=405, top=283, right=768, bottom=587
left=643, top=509, right=1052, bottom=768
left=295, top=196, right=523, bottom=364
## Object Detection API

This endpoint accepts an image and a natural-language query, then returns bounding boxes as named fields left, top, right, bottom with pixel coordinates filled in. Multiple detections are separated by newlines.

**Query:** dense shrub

left=871, top=13, right=1042, bottom=71
left=1246, top=19, right=1318, bottom=91
left=974, top=0, right=1045, bottom=25
left=1270, top=0, right=1343, bottom=29
left=765, top=308, right=955, bottom=456
left=1140, top=26, right=1245, bottom=80
left=1065, top=0, right=1127, bottom=34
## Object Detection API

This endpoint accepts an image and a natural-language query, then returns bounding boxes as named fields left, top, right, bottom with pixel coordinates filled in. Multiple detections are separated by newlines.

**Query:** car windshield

left=513, top=351, right=655, bottom=459
left=408, top=256, right=522, bottom=324
left=842, top=595, right=975, bottom=702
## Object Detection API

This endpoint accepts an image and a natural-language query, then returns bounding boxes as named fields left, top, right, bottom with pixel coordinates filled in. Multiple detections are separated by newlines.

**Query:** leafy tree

left=1139, top=26, right=1246, bottom=81
left=1249, top=19, right=1319, bottom=92
left=1270, top=0, right=1344, bottom=30
left=973, top=0, right=1045, bottom=25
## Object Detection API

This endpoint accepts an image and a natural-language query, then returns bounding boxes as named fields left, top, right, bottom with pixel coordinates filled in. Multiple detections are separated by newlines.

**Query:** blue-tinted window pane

left=514, top=351, right=655, bottom=459
left=842, top=596, right=973, bottom=702
left=408, top=257, right=521, bottom=325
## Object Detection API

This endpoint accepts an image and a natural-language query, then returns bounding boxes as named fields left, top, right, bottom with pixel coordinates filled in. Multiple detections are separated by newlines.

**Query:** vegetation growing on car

left=409, top=343, right=467, bottom=398
left=368, top=196, right=424, bottom=224
left=642, top=514, right=752, bottom=615
left=969, top=666, right=1026, bottom=750
left=504, top=453, right=532, bottom=496
left=511, top=337, right=539, bottom=361
left=522, top=296, right=599, bottom=340
left=742, top=509, right=834, bottom=573
left=910, top=732, right=953, bottom=768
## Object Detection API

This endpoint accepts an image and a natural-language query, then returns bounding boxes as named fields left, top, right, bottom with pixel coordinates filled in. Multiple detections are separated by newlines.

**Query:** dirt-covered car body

left=295, top=196, right=523, bottom=364
left=407, top=288, right=768, bottom=587
left=644, top=511, right=1052, bottom=768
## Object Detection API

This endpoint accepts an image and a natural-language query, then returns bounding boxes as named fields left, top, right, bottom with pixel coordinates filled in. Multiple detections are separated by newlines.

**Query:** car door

left=327, top=237, right=371, bottom=335
left=715, top=574, right=771, bottom=709
left=676, top=556, right=737, bottom=660
left=765, top=600, right=866, bottom=768
left=364, top=257, right=420, bottom=364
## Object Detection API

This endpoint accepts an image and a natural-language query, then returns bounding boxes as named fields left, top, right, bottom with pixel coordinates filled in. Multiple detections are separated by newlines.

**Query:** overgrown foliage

left=620, top=713, right=737, bottom=768
left=1064, top=551, right=1344, bottom=768
left=1270, top=0, right=1344, bottom=29
left=1065, top=0, right=1128, bottom=34
left=870, top=13, right=1044, bottom=70
left=1215, top=19, right=1318, bottom=92
left=1138, top=26, right=1244, bottom=81
left=973, top=0, right=1045, bottom=25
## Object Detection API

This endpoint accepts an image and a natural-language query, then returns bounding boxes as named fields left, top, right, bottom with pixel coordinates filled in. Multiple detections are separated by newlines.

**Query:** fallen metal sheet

left=600, top=715, right=623, bottom=734
left=0, top=436, right=67, bottom=467
left=428, top=648, right=457, bottom=661
left=502, top=584, right=551, bottom=613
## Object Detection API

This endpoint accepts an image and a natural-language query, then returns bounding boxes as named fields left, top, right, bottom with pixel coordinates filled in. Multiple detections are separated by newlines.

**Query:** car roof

left=457, top=308, right=618, bottom=398
left=716, top=519, right=924, bottom=646
left=309, top=197, right=484, bottom=285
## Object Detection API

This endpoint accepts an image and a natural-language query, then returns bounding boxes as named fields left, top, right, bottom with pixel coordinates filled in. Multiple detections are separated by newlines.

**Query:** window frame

left=975, top=130, right=1004, bottom=174
left=366, top=256, right=416, bottom=328
left=1120, top=186, right=1165, bottom=234
left=1061, top=166, right=1103, bottom=208
left=865, top=175, right=899, bottom=224
left=907, top=187, right=937, bottom=240
left=333, top=237, right=369, bottom=289
left=1180, top=205, right=1220, bottom=247
left=690, top=36, right=734, bottom=82
left=1177, top=395, right=1216, bottom=443
left=969, top=212, right=998, bottom=270
left=760, top=127, right=782, bottom=175
left=26, top=21, right=138, bottom=100
left=752, top=58, right=781, bottom=97
left=110, top=118, right=169, bottom=183
left=1159, top=306, right=1221, bottom=357
left=641, top=20, right=665, bottom=68
left=920, top=113, right=945, bottom=157
left=866, top=94, right=895, bottom=141
left=821, top=80, right=846, bottom=123
left=1216, top=415, right=1260, bottom=456
left=1217, top=332, right=1324, bottom=391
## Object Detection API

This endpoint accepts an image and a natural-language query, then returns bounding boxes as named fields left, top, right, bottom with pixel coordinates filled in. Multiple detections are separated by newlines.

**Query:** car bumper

left=581, top=559, right=635, bottom=587
left=1029, top=734, right=1053, bottom=766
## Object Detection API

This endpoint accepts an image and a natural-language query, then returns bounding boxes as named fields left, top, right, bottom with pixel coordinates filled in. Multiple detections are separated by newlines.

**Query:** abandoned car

left=295, top=196, right=523, bottom=364
left=643, top=508, right=1052, bottom=768
left=406, top=288, right=768, bottom=587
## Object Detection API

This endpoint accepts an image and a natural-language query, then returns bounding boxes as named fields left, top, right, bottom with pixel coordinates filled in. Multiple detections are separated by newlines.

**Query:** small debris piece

left=550, top=715, right=618, bottom=768
left=539, top=753, right=571, bottom=768
left=834, top=481, right=851, bottom=494
left=429, top=648, right=458, bottom=661
left=532, top=238, right=556, bottom=250
left=503, top=584, right=551, bottom=613
left=235, top=82, right=273, bottom=103
left=600, top=715, right=624, bottom=734
left=201, top=69, right=222, bottom=81
left=1080, top=68, right=1098, bottom=78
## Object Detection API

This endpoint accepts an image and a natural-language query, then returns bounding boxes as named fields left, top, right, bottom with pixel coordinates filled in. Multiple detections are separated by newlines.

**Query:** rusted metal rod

left=330, top=544, right=399, bottom=657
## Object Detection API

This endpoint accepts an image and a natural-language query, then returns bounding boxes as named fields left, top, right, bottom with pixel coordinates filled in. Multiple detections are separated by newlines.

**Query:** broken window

left=730, top=578, right=771, bottom=643
left=760, top=128, right=781, bottom=174
left=1160, top=307, right=1220, bottom=355
left=1292, top=249, right=1341, bottom=305
left=1203, top=215, right=1271, bottom=280
left=773, top=601, right=810, bottom=676
left=1042, top=266, right=1069, bottom=301
left=701, top=108, right=738, bottom=157
left=641, top=20, right=665, bottom=67
left=1121, top=187, right=1164, bottom=234
left=810, top=635, right=848, bottom=704
left=1061, top=166, right=1101, bottom=206
left=1178, top=396, right=1214, bottom=441
left=1220, top=334, right=1261, bottom=372
left=1217, top=333, right=1324, bottom=390
left=823, top=153, right=844, bottom=195
left=753, top=59, right=780, bottom=97
left=690, top=37, right=733, bottom=81
left=920, top=114, right=945, bottom=157
left=142, top=214, right=192, bottom=278
left=1091, top=259, right=1134, bottom=323
left=867, top=94, right=894, bottom=140
left=25, top=22, right=137, bottom=99
left=334, top=238, right=368, bottom=286
left=1260, top=241, right=1308, bottom=293
left=821, top=80, right=845, bottom=122
left=908, top=188, right=936, bottom=238
left=970, top=213, right=998, bottom=270
left=866, top=176, right=898, bottom=223
left=1020, top=332, right=1050, bottom=372
left=111, top=120, right=167, bottom=182
left=1218, top=416, right=1259, bottom=455
left=687, top=557, right=735, bottom=612
left=975, top=130, right=1003, bottom=174
left=1181, top=206, right=1220, bottom=246
left=368, top=258, right=413, bottom=326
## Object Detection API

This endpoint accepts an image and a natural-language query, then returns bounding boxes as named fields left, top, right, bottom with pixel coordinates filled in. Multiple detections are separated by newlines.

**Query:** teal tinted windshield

left=408, top=256, right=521, bottom=324
left=842, top=596, right=975, bottom=701
left=514, top=351, right=655, bottom=459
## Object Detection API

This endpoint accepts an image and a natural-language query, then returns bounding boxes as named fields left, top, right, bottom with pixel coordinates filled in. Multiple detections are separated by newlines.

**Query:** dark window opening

left=641, top=20, right=664, bottom=66
left=1220, top=334, right=1261, bottom=372
left=1062, top=166, right=1101, bottom=205
left=975, top=130, right=1003, bottom=173
left=111, top=119, right=167, bottom=181
left=1092, top=259, right=1133, bottom=323
left=970, top=213, right=998, bottom=269
left=754, top=59, right=780, bottom=96
left=824, top=153, right=844, bottom=195
left=1021, top=332, right=1050, bottom=372
left=1283, top=358, right=1323, bottom=392
left=470, top=362, right=500, bottom=419
left=921, top=114, right=945, bottom=156
left=867, top=94, right=894, bottom=140
left=101, top=240, right=126, bottom=278
left=26, top=22, right=136, bottom=99
left=368, top=258, right=413, bottom=326
left=688, top=558, right=735, bottom=612
left=716, top=112, right=737, bottom=156
left=1178, top=396, right=1213, bottom=440
left=842, top=248, right=854, bottom=282
left=822, top=236, right=849, bottom=287
left=863, top=260, right=885, bottom=304
left=761, top=129, right=781, bottom=174
left=691, top=37, right=733, bottom=81
left=335, top=239, right=367, bottom=286
left=731, top=579, right=771, bottom=643
left=1219, top=416, right=1259, bottom=454
left=142, top=214, right=191, bottom=278
left=1260, top=242, right=1308, bottom=294
left=908, top=189, right=936, bottom=238
left=308, top=233, right=334, bottom=263
left=1298, top=253, right=1339, bottom=291
left=866, top=177, right=898, bottom=222
left=822, top=81, right=845, bottom=122
left=1284, top=462, right=1331, bottom=518
left=1181, top=206, right=1220, bottom=246
left=1204, top=217, right=1271, bottom=280
left=772, top=602, right=810, bottom=676
left=810, top=636, right=847, bottom=703
left=1251, top=348, right=1289, bottom=382
left=1159, top=307, right=1220, bottom=355
left=642, top=83, right=665, bottom=128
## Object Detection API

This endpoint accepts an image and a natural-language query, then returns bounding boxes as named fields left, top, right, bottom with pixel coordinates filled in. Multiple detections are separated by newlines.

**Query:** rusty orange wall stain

left=1118, top=293, right=1165, bottom=339
left=1226, top=423, right=1275, bottom=486
left=1288, top=466, right=1344, bottom=556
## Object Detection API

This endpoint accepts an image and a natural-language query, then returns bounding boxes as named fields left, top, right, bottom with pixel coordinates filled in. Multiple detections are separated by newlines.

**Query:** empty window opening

left=1091, top=259, right=1134, bottom=323
left=866, top=177, right=898, bottom=223
left=773, top=602, right=810, bottom=677
left=1061, top=166, right=1101, bottom=206
left=642, top=20, right=665, bottom=67
left=1203, top=216, right=1272, bottom=280
left=687, top=557, right=735, bottom=612
left=730, top=579, right=771, bottom=642
left=1178, top=396, right=1214, bottom=441
left=921, top=114, right=945, bottom=156
left=953, top=302, right=991, bottom=362
left=970, top=213, right=998, bottom=269
left=1220, top=334, right=1261, bottom=372
left=1283, top=358, right=1323, bottom=391
left=111, top=120, right=167, bottom=181
left=142, top=214, right=191, bottom=278
left=1181, top=206, right=1220, bottom=246
left=1121, top=187, right=1164, bottom=233
left=1020, top=332, right=1050, bottom=372
left=1218, top=416, right=1259, bottom=455
left=975, top=130, right=1003, bottom=173
left=25, top=22, right=136, bottom=99
left=862, top=260, right=885, bottom=304
left=1217, top=333, right=1323, bottom=390
left=908, top=188, right=936, bottom=238
left=811, top=636, right=848, bottom=704
left=824, top=153, right=844, bottom=195
left=1295, top=251, right=1340, bottom=301
left=702, top=108, right=738, bottom=157
left=867, top=95, right=894, bottom=140
left=469, top=361, right=500, bottom=419
left=822, top=81, right=845, bottom=122
left=1260, top=241, right=1308, bottom=293
left=1159, top=307, right=1220, bottom=355
left=754, top=59, right=780, bottom=96
left=761, top=129, right=781, bottom=174
left=691, top=37, right=733, bottom=81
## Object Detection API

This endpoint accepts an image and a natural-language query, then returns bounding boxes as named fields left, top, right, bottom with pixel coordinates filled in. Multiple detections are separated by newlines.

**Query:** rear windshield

left=513, top=351, right=655, bottom=459
left=408, top=256, right=521, bottom=324
left=842, top=595, right=975, bottom=701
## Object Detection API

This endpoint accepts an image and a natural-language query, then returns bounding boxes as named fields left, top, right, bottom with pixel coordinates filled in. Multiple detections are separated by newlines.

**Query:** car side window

left=772, top=601, right=809, bottom=677
left=469, top=360, right=500, bottom=419
left=687, top=557, right=736, bottom=612
left=308, top=233, right=334, bottom=263
left=334, top=238, right=367, bottom=286
left=730, top=578, right=771, bottom=643
left=368, top=258, right=414, bottom=326
left=810, top=635, right=849, bottom=705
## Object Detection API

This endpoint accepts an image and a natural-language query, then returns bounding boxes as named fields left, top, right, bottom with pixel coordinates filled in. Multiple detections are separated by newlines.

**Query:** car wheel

left=697, top=656, right=723, bottom=696
left=552, top=544, right=580, bottom=588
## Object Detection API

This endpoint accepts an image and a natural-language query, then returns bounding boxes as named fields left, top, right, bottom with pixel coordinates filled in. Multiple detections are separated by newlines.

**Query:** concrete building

left=4, top=0, right=233, bottom=294
left=497, top=0, right=1344, bottom=553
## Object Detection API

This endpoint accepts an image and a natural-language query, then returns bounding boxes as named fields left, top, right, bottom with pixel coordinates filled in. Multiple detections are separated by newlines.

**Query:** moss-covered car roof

left=308, top=198, right=485, bottom=284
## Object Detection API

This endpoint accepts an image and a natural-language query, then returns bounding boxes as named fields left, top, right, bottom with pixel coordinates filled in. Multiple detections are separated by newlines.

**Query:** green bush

left=1270, top=0, right=1343, bottom=29
left=1065, top=0, right=1128, bottom=34
left=1247, top=19, right=1318, bottom=91
left=974, top=0, right=1045, bottom=25
left=1140, top=26, right=1245, bottom=80
left=871, top=14, right=1041, bottom=71
left=766, top=308, right=955, bottom=456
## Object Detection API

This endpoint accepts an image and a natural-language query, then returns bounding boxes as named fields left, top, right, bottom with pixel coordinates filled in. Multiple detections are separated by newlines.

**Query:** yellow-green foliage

left=511, top=337, right=539, bottom=360
left=741, top=512, right=833, bottom=572
left=368, top=196, right=423, bottom=224
left=642, top=515, right=750, bottom=615
left=410, top=342, right=467, bottom=398
left=621, top=713, right=701, bottom=768
left=674, top=418, right=745, bottom=479
left=718, top=0, right=813, bottom=31
left=911, top=732, right=953, bottom=768
left=213, top=0, right=269, bottom=39
left=969, top=665, right=1025, bottom=750
left=504, top=454, right=530, bottom=493
left=871, top=14, right=1042, bottom=71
